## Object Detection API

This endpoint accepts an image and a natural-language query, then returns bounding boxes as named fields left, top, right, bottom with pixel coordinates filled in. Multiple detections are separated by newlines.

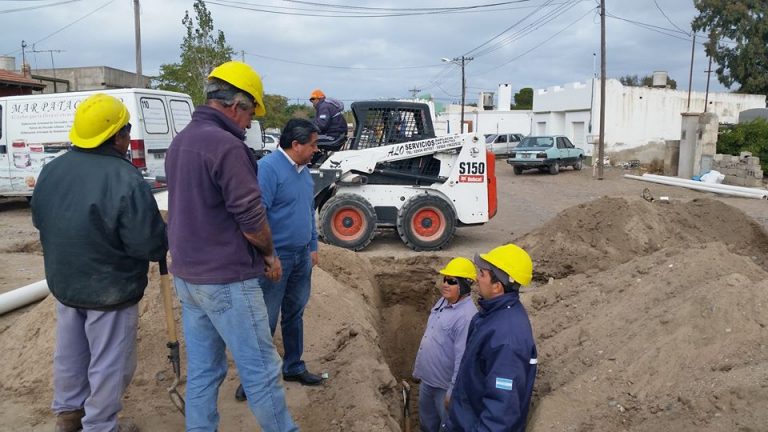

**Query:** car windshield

left=518, top=137, right=554, bottom=148
left=485, top=134, right=499, bottom=144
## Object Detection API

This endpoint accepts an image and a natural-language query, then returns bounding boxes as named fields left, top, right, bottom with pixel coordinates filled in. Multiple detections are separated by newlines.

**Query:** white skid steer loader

left=311, top=101, right=497, bottom=251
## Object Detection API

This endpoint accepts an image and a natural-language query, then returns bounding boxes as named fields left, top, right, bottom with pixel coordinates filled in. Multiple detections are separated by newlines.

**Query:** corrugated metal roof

left=0, top=70, right=45, bottom=88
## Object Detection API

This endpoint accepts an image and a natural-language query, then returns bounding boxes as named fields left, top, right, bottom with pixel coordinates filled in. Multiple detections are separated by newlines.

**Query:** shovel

left=401, top=380, right=411, bottom=432
left=159, top=258, right=185, bottom=415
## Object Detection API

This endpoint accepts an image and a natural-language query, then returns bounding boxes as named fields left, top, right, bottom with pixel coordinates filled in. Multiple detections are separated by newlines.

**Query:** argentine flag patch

left=495, top=377, right=514, bottom=391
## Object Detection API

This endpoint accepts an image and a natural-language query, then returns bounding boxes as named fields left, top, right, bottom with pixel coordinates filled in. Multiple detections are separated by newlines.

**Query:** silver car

left=485, top=133, right=524, bottom=157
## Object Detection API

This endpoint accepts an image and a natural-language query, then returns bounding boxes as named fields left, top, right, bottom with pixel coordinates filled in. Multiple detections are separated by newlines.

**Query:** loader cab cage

left=350, top=101, right=436, bottom=150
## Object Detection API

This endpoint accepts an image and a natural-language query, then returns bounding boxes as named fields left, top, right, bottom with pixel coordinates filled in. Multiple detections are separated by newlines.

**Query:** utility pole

left=704, top=54, right=713, bottom=113
left=409, top=87, right=421, bottom=98
left=21, top=40, right=27, bottom=68
left=133, top=0, right=143, bottom=88
left=241, top=50, right=246, bottom=62
left=597, top=0, right=606, bottom=180
left=686, top=33, right=696, bottom=111
left=31, top=45, right=64, bottom=92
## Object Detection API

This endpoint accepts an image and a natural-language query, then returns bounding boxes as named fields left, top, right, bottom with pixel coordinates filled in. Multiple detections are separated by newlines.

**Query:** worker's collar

left=278, top=147, right=306, bottom=173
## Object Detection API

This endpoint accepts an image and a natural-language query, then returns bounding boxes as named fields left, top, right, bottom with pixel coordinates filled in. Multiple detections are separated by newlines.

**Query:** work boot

left=116, top=418, right=140, bottom=432
left=53, top=409, right=84, bottom=432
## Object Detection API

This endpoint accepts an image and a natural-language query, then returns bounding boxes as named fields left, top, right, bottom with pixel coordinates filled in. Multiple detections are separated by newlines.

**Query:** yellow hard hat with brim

left=476, top=243, right=533, bottom=286
left=439, top=257, right=477, bottom=281
left=208, top=61, right=266, bottom=117
left=69, top=93, right=130, bottom=149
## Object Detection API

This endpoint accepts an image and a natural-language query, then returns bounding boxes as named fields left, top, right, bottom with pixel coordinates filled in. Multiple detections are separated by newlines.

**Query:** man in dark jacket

left=309, top=88, right=347, bottom=146
left=444, top=244, right=538, bottom=432
left=32, top=93, right=167, bottom=432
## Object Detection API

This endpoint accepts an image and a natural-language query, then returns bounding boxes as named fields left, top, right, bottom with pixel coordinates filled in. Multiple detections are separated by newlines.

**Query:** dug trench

left=1, top=196, right=768, bottom=431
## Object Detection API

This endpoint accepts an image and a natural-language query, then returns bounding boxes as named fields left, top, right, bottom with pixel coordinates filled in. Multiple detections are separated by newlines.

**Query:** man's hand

left=264, top=255, right=283, bottom=281
left=311, top=251, right=319, bottom=267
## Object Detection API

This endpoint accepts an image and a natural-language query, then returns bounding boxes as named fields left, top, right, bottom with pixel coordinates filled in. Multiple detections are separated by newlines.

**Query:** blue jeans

left=174, top=276, right=297, bottom=432
left=419, top=382, right=448, bottom=432
left=261, top=246, right=312, bottom=376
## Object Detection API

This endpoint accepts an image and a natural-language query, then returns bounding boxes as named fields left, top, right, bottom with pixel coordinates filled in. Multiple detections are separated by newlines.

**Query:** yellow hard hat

left=439, top=257, right=477, bottom=281
left=69, top=93, right=130, bottom=149
left=208, top=61, right=266, bottom=116
left=479, top=243, right=533, bottom=286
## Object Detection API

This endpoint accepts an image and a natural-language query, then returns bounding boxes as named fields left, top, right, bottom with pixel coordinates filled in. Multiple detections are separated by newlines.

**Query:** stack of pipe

left=624, top=173, right=768, bottom=200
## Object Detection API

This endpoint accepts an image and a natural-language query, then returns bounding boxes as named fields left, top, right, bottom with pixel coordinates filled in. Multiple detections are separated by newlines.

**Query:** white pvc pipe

left=624, top=174, right=768, bottom=199
left=641, top=174, right=768, bottom=198
left=0, top=279, right=50, bottom=315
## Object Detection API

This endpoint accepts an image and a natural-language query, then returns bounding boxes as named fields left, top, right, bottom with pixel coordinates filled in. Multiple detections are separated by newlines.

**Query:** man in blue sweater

left=235, top=118, right=322, bottom=400
left=444, top=244, right=538, bottom=432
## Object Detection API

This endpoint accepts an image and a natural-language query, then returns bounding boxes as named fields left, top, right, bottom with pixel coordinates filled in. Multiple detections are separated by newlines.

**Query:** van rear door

left=0, top=101, right=10, bottom=195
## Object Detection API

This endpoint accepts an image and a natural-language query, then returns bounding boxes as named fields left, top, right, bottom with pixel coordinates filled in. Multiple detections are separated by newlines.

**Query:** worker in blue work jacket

left=443, top=244, right=538, bottom=432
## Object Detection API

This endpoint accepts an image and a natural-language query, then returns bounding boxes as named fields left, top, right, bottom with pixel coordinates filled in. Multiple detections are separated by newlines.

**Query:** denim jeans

left=261, top=246, right=312, bottom=376
left=52, top=302, right=138, bottom=432
left=174, top=276, right=297, bottom=432
left=419, top=382, right=448, bottom=432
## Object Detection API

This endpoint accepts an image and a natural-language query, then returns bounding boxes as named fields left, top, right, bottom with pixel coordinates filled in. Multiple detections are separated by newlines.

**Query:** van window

left=0, top=104, right=3, bottom=141
left=140, top=97, right=169, bottom=134
left=169, top=99, right=193, bottom=133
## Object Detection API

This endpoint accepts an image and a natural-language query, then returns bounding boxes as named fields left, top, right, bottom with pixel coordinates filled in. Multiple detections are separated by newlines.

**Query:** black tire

left=319, top=194, right=377, bottom=251
left=513, top=166, right=524, bottom=175
left=396, top=194, right=456, bottom=251
left=573, top=158, right=583, bottom=171
left=549, top=161, right=560, bottom=175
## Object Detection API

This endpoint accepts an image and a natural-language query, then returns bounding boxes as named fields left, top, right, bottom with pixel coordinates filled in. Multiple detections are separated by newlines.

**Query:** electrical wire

left=279, top=0, right=532, bottom=12
left=0, top=0, right=79, bottom=14
left=464, top=0, right=558, bottom=57
left=653, top=0, right=689, bottom=36
left=244, top=51, right=444, bottom=70
left=3, top=0, right=115, bottom=55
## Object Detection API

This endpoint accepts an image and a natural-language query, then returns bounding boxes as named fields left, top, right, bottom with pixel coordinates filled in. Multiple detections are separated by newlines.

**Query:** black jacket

left=32, top=145, right=167, bottom=310
left=313, top=98, right=347, bottom=137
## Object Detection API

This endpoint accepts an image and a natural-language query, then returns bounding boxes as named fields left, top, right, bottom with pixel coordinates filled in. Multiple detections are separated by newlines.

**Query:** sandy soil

left=1, top=164, right=767, bottom=431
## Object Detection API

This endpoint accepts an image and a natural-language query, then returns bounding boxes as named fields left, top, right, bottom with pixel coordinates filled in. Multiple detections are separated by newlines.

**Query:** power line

left=653, top=0, right=689, bottom=36
left=464, top=0, right=558, bottom=57
left=279, top=0, right=533, bottom=12
left=3, top=0, right=116, bottom=56
left=475, top=5, right=596, bottom=76
left=206, top=0, right=535, bottom=18
left=0, top=0, right=79, bottom=14
left=243, top=51, right=444, bottom=70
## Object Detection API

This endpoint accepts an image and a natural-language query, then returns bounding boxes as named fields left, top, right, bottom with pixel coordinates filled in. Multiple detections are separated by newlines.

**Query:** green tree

left=513, top=87, right=533, bottom=110
left=155, top=0, right=233, bottom=105
left=619, top=74, right=678, bottom=89
left=693, top=0, right=768, bottom=94
left=717, top=119, right=768, bottom=172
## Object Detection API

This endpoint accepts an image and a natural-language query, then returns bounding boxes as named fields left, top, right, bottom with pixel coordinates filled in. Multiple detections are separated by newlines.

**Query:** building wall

left=533, top=78, right=766, bottom=159
left=435, top=108, right=531, bottom=136
left=29, top=66, right=151, bottom=93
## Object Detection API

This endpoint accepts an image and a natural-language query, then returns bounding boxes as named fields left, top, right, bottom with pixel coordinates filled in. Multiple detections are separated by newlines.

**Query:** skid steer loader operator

left=310, top=89, right=347, bottom=147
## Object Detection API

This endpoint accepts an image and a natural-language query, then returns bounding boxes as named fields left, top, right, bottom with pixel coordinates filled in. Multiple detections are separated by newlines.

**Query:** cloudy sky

left=1, top=0, right=727, bottom=105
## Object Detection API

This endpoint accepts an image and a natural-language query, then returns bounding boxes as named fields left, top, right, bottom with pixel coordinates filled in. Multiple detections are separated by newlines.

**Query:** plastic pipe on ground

left=0, top=279, right=50, bottom=315
left=624, top=174, right=768, bottom=199
left=641, top=174, right=768, bottom=198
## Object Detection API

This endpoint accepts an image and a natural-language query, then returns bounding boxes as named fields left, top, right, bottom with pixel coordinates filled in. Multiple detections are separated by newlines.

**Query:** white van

left=244, top=120, right=279, bottom=158
left=0, top=88, right=193, bottom=197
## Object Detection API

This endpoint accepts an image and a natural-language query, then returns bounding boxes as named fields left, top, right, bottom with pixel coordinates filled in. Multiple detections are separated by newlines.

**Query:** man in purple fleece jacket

left=165, top=61, right=297, bottom=432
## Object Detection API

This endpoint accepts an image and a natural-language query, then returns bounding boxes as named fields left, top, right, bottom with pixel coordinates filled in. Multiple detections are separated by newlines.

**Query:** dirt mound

left=0, top=246, right=405, bottom=431
left=527, top=242, right=768, bottom=431
left=519, top=197, right=768, bottom=280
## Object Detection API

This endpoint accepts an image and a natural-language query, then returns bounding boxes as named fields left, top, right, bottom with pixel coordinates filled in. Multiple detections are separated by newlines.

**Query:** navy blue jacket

left=445, top=292, right=538, bottom=432
left=313, top=98, right=347, bottom=137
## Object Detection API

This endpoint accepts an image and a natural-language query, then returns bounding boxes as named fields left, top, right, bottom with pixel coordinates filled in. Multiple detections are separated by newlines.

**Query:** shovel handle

left=159, top=259, right=179, bottom=343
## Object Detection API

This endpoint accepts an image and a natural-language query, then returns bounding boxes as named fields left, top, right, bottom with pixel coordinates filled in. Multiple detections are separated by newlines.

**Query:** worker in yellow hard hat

left=165, top=61, right=298, bottom=431
left=444, top=244, right=538, bottom=432
left=412, top=257, right=478, bottom=431
left=32, top=93, right=167, bottom=432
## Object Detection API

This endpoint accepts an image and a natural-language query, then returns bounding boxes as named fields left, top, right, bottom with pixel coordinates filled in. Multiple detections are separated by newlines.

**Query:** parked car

left=506, top=135, right=584, bottom=175
left=244, top=121, right=280, bottom=158
left=485, top=133, right=524, bottom=157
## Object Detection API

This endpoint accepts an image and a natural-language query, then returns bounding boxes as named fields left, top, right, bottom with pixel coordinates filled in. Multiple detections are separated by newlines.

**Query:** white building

left=436, top=84, right=532, bottom=136
left=532, top=77, right=766, bottom=160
